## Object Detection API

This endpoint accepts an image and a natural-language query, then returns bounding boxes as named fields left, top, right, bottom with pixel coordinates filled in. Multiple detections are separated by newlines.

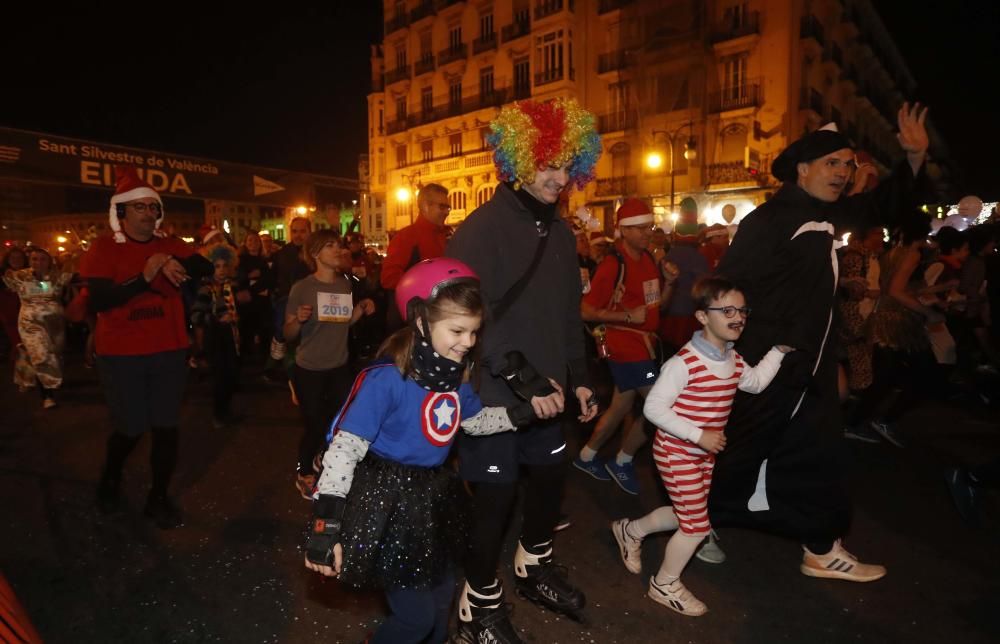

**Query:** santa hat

left=702, top=223, right=729, bottom=240
left=199, top=224, right=223, bottom=245
left=616, top=198, right=653, bottom=227
left=109, top=165, right=163, bottom=243
left=589, top=231, right=613, bottom=246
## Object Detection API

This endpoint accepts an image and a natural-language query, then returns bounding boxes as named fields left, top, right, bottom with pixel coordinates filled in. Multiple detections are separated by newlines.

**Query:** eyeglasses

left=705, top=306, right=751, bottom=318
left=127, top=202, right=162, bottom=215
left=623, top=224, right=656, bottom=233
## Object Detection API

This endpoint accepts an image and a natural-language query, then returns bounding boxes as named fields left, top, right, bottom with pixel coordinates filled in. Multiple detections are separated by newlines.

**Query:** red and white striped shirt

left=644, top=336, right=786, bottom=456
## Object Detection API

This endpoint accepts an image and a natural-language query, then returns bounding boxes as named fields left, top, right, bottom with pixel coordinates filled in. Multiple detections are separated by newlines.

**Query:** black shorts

left=457, top=419, right=567, bottom=484
left=96, top=349, right=188, bottom=436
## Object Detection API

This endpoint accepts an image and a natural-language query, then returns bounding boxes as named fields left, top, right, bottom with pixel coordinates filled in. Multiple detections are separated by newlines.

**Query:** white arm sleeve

left=643, top=356, right=704, bottom=444
left=461, top=406, right=517, bottom=435
left=738, top=347, right=787, bottom=394
left=315, top=431, right=371, bottom=498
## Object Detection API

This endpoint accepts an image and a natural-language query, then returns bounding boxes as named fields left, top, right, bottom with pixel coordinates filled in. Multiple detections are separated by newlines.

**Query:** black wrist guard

left=507, top=401, right=537, bottom=427
left=305, top=495, right=346, bottom=566
left=568, top=358, right=593, bottom=394
left=499, top=351, right=556, bottom=401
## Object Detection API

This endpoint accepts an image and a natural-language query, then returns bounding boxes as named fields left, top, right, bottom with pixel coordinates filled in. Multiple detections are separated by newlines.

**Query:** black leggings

left=464, top=462, right=567, bottom=589
left=292, top=364, right=353, bottom=474
left=846, top=345, right=937, bottom=427
left=208, top=326, right=240, bottom=418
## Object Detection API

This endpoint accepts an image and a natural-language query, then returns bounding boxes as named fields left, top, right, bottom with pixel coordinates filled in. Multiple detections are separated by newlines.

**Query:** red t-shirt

left=380, top=217, right=448, bottom=289
left=80, top=234, right=194, bottom=356
left=584, top=245, right=661, bottom=362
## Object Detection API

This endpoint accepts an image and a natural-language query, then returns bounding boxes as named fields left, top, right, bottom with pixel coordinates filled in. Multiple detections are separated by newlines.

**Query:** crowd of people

left=3, top=97, right=998, bottom=643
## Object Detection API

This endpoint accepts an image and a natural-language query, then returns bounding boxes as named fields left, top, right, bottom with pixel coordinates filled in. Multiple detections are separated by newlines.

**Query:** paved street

left=1, top=355, right=999, bottom=643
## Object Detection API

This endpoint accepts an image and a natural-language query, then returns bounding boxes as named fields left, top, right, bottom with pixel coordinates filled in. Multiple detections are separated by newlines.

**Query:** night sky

left=3, top=2, right=997, bottom=199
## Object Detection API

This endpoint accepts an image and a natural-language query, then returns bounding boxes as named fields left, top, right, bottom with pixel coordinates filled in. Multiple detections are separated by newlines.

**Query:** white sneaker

left=610, top=519, right=642, bottom=574
left=647, top=577, right=707, bottom=617
left=800, top=540, right=886, bottom=582
left=695, top=530, right=726, bottom=564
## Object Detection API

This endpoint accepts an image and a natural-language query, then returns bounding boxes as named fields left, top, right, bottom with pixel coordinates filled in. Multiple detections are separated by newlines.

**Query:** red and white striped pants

left=652, top=432, right=715, bottom=536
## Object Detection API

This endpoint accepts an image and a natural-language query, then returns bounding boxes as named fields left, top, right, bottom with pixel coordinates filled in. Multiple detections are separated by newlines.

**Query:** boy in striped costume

left=611, top=277, right=792, bottom=616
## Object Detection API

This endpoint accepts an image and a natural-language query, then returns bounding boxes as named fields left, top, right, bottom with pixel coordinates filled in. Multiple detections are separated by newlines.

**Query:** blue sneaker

left=605, top=461, right=640, bottom=495
left=573, top=456, right=611, bottom=481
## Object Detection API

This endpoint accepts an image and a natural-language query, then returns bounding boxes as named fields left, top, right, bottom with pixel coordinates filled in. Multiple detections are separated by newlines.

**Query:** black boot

left=453, top=580, right=523, bottom=644
left=146, top=427, right=182, bottom=529
left=513, top=540, right=587, bottom=623
left=96, top=432, right=140, bottom=514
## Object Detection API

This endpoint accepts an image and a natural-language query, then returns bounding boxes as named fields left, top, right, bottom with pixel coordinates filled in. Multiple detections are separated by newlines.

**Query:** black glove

left=506, top=401, right=538, bottom=427
left=499, top=351, right=556, bottom=401
left=305, top=494, right=346, bottom=566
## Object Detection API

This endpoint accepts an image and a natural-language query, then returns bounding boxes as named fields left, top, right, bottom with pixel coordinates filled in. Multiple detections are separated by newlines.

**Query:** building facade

left=364, top=0, right=953, bottom=236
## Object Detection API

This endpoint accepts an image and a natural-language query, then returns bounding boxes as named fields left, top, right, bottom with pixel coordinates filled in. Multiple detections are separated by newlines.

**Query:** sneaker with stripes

left=647, top=577, right=707, bottom=617
left=610, top=519, right=642, bottom=574
left=800, top=540, right=886, bottom=582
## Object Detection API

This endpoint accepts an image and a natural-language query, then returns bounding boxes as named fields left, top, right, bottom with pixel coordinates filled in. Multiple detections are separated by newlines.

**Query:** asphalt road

left=1, top=356, right=998, bottom=643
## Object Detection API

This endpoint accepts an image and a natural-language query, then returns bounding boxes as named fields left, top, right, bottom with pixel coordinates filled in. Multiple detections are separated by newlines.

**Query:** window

left=513, top=0, right=529, bottom=24
left=722, top=1, right=750, bottom=28
left=450, top=191, right=467, bottom=211
left=480, top=127, right=491, bottom=151
left=535, top=29, right=565, bottom=84
left=610, top=142, right=630, bottom=177
left=480, top=12, right=494, bottom=39
left=449, top=133, right=463, bottom=157
left=419, top=30, right=432, bottom=60
left=514, top=57, right=530, bottom=97
left=395, top=96, right=407, bottom=121
left=396, top=144, right=407, bottom=168
left=609, top=81, right=630, bottom=125
left=394, top=44, right=407, bottom=69
left=421, top=87, right=433, bottom=117
left=476, top=185, right=495, bottom=207
left=449, top=78, right=462, bottom=112
left=422, top=139, right=433, bottom=162
left=479, top=66, right=495, bottom=99
left=393, top=0, right=405, bottom=20
left=449, top=26, right=463, bottom=50
left=723, top=54, right=748, bottom=101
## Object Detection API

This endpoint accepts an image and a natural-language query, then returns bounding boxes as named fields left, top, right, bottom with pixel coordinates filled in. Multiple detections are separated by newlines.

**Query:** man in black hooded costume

left=710, top=103, right=929, bottom=581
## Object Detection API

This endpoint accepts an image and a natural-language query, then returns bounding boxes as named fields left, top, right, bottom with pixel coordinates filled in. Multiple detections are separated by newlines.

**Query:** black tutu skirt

left=337, top=452, right=469, bottom=590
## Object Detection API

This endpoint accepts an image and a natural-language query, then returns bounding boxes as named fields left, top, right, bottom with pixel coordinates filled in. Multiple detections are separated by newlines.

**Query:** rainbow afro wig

left=488, top=97, right=601, bottom=190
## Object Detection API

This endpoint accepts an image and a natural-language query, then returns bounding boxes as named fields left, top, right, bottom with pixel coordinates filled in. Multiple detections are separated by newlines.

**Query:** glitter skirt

left=337, top=452, right=468, bottom=590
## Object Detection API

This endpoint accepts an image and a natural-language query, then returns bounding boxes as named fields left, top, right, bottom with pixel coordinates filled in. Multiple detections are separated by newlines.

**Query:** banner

left=0, top=127, right=356, bottom=207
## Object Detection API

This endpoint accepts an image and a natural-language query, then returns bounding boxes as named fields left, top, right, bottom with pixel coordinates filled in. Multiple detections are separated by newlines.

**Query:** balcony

left=501, top=19, right=531, bottom=43
left=385, top=12, right=409, bottom=35
left=410, top=1, right=435, bottom=23
left=799, top=86, right=824, bottom=115
left=709, top=81, right=763, bottom=113
left=414, top=56, right=436, bottom=76
left=535, top=0, right=572, bottom=21
left=384, top=65, right=411, bottom=86
left=711, top=11, right=760, bottom=43
left=437, top=44, right=468, bottom=66
left=434, top=0, right=463, bottom=10
left=595, top=175, right=637, bottom=197
left=396, top=87, right=515, bottom=131
left=535, top=67, right=573, bottom=86
left=706, top=162, right=756, bottom=186
left=800, top=15, right=825, bottom=48
left=386, top=118, right=409, bottom=135
left=598, top=0, right=636, bottom=15
left=597, top=50, right=628, bottom=75
left=473, top=33, right=498, bottom=54
left=597, top=111, right=636, bottom=133
left=513, top=84, right=531, bottom=100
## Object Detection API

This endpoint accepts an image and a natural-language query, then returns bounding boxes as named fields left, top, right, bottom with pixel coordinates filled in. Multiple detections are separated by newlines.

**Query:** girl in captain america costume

left=302, top=258, right=539, bottom=644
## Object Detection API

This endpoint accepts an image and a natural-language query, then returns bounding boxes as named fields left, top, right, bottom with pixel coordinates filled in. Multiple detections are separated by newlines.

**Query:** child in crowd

left=190, top=244, right=242, bottom=428
left=611, top=277, right=792, bottom=616
left=303, top=259, right=536, bottom=643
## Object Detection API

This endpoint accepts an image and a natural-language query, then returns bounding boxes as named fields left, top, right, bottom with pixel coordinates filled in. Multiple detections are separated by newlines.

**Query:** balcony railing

left=711, top=10, right=760, bottom=43
left=595, top=176, right=637, bottom=197
left=385, top=12, right=409, bottom=34
left=438, top=44, right=468, bottom=66
left=385, top=86, right=515, bottom=134
left=709, top=81, right=762, bottom=112
left=501, top=19, right=531, bottom=43
left=415, top=56, right=436, bottom=76
left=386, top=118, right=409, bottom=135
left=410, top=1, right=435, bottom=22
left=706, top=162, right=756, bottom=185
left=513, top=84, right=531, bottom=100
left=597, top=111, right=636, bottom=133
left=598, top=0, right=636, bottom=15
left=384, top=65, right=411, bottom=85
left=473, top=33, right=498, bottom=54
left=800, top=15, right=825, bottom=47
left=535, top=67, right=573, bottom=86
left=597, top=50, right=628, bottom=74
left=434, top=0, right=463, bottom=10
left=799, top=87, right=824, bottom=114
left=535, top=0, right=572, bottom=20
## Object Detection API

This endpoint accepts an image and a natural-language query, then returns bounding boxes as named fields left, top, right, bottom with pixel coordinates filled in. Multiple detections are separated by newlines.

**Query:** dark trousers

left=847, top=345, right=937, bottom=427
left=373, top=571, right=454, bottom=644
left=292, top=363, right=353, bottom=474
left=208, top=326, right=241, bottom=418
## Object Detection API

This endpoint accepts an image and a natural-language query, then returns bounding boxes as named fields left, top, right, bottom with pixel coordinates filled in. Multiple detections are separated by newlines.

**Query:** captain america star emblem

left=421, top=391, right=462, bottom=446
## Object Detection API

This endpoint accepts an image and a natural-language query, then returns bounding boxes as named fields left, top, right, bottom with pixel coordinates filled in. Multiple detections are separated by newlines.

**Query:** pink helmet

left=395, top=258, right=479, bottom=322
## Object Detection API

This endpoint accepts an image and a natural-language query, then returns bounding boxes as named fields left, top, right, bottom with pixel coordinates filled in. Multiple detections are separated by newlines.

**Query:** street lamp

left=645, top=125, right=697, bottom=218
left=395, top=171, right=423, bottom=224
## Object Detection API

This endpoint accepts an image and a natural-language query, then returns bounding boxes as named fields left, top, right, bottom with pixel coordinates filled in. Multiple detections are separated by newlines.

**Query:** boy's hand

left=697, top=431, right=727, bottom=454
left=296, top=304, right=313, bottom=323
left=303, top=543, right=342, bottom=577
left=775, top=345, right=796, bottom=353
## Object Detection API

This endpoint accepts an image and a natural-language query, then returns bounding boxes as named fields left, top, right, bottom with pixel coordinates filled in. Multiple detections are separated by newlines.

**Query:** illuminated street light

left=57, top=246, right=66, bottom=252
left=295, top=206, right=308, bottom=216
left=644, top=152, right=664, bottom=170
left=649, top=125, right=697, bottom=217
left=396, top=186, right=412, bottom=203
left=56, top=235, right=68, bottom=244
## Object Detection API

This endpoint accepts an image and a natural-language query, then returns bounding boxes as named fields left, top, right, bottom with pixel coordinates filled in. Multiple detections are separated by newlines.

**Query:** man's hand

left=575, top=386, right=598, bottom=423
left=160, top=257, right=189, bottom=287
left=303, top=543, right=342, bottom=577
left=296, top=304, right=313, bottom=323
left=897, top=102, right=929, bottom=173
left=531, top=389, right=564, bottom=419
left=351, top=298, right=375, bottom=323
left=142, top=253, right=170, bottom=283
left=697, top=431, right=727, bottom=454
left=626, top=305, right=647, bottom=325
left=849, top=163, right=879, bottom=196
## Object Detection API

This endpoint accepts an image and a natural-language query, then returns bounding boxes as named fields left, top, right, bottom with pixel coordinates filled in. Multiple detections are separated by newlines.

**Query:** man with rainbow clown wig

left=447, top=97, right=601, bottom=642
